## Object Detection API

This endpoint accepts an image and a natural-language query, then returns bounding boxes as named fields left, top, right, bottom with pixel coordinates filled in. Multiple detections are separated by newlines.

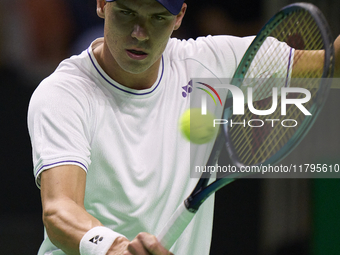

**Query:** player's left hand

left=123, top=232, right=173, bottom=255
left=333, top=35, right=340, bottom=77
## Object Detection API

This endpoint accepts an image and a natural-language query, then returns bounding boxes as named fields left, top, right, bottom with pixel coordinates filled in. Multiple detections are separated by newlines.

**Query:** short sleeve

left=27, top=75, right=93, bottom=187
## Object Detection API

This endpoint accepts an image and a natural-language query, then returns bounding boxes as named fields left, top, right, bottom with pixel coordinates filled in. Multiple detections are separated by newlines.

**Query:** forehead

left=113, top=0, right=170, bottom=13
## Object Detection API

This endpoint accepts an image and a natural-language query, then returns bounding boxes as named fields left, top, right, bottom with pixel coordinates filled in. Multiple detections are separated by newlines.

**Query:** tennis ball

left=179, top=108, right=217, bottom=144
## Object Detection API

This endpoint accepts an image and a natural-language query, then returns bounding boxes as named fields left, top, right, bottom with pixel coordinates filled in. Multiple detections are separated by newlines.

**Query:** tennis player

left=27, top=0, right=340, bottom=254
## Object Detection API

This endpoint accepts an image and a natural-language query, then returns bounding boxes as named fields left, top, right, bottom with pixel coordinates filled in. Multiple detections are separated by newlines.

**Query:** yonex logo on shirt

left=182, top=80, right=193, bottom=98
left=181, top=81, right=222, bottom=106
left=182, top=80, right=222, bottom=115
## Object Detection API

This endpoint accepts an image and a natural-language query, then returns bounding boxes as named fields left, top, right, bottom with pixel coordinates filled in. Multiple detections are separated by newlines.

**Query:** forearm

left=39, top=166, right=170, bottom=255
left=292, top=49, right=324, bottom=78
left=43, top=203, right=169, bottom=255
left=40, top=165, right=117, bottom=255
left=43, top=197, right=103, bottom=255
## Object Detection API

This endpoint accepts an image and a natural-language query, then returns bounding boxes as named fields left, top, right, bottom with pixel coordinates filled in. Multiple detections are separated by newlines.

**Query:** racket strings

left=229, top=9, right=326, bottom=165
left=231, top=103, right=299, bottom=164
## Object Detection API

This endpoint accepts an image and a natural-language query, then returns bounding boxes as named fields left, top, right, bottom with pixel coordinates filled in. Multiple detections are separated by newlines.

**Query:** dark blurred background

left=1, top=0, right=339, bottom=254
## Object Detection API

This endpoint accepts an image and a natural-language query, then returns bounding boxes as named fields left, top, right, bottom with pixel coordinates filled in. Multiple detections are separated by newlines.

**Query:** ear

left=97, top=0, right=106, bottom=19
left=174, top=3, right=187, bottom=30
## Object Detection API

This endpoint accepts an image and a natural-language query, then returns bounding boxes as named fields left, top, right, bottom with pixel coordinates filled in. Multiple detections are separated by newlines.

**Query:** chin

left=121, top=62, right=154, bottom=75
left=123, top=67, right=149, bottom=75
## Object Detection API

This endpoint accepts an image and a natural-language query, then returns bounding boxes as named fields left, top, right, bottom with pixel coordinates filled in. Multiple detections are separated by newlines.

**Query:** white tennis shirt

left=28, top=35, right=292, bottom=254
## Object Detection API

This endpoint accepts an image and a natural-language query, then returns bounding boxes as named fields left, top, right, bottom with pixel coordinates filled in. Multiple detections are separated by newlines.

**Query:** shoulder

left=28, top=50, right=99, bottom=123
left=52, top=50, right=97, bottom=92
left=32, top=50, right=97, bottom=103
left=162, top=35, right=255, bottom=78
left=165, top=35, right=255, bottom=60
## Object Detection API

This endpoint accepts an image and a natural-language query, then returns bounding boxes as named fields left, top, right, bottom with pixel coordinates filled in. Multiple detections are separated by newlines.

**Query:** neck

left=93, top=40, right=161, bottom=90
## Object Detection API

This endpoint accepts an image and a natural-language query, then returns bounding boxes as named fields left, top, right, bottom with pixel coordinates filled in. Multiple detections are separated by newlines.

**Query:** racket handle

left=157, top=202, right=195, bottom=250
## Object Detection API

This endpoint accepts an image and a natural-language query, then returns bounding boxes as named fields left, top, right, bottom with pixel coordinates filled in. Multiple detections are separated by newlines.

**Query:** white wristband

left=79, top=226, right=126, bottom=255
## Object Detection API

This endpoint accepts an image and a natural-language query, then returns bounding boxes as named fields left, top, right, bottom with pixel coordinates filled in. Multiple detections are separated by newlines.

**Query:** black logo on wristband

left=89, top=235, right=104, bottom=245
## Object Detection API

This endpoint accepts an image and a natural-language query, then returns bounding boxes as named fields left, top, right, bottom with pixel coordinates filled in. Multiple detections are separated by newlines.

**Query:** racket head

left=224, top=3, right=334, bottom=169
left=158, top=3, right=334, bottom=250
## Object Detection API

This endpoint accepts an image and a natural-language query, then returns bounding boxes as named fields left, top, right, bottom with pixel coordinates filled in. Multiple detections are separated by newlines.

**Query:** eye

left=120, top=10, right=134, bottom=16
left=153, top=15, right=166, bottom=21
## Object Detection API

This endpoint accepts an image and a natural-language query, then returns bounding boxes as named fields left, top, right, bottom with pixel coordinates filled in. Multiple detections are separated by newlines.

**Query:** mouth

left=126, top=49, right=148, bottom=60
left=127, top=49, right=147, bottom=55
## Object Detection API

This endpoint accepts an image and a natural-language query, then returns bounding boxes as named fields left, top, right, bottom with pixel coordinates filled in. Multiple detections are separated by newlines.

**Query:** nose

left=131, top=23, right=149, bottom=41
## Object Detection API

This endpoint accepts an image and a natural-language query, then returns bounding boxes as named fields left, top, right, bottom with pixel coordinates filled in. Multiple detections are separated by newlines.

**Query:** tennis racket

left=158, top=2, right=334, bottom=249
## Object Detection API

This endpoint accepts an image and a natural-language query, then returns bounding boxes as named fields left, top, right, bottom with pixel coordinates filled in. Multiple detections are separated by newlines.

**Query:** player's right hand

left=106, top=232, right=173, bottom=255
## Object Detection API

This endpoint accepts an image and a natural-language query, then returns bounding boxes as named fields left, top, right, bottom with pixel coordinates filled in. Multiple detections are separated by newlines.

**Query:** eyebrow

left=114, top=1, right=134, bottom=11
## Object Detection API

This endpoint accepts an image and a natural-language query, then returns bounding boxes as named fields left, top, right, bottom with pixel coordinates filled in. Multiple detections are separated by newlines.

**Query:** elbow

left=42, top=204, right=59, bottom=232
left=42, top=202, right=65, bottom=243
left=41, top=199, right=90, bottom=255
left=41, top=201, right=82, bottom=255
left=42, top=200, right=75, bottom=251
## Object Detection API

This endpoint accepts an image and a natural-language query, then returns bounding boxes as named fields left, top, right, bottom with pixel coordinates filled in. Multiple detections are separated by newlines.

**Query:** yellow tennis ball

left=180, top=108, right=217, bottom=144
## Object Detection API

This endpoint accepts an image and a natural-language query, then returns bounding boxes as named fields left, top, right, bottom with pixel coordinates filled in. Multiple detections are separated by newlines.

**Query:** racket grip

left=157, top=202, right=195, bottom=250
